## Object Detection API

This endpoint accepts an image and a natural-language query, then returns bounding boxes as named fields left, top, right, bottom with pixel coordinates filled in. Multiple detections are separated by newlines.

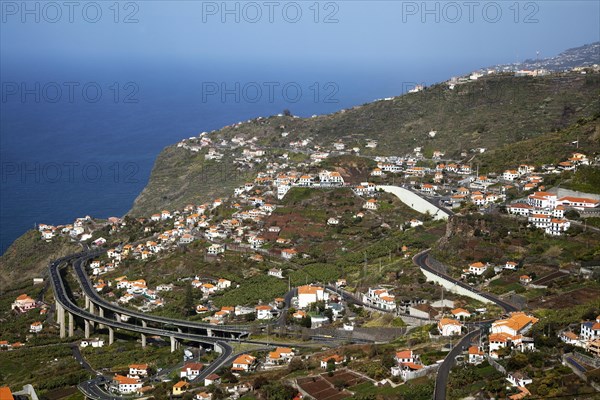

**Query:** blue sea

left=0, top=59, right=474, bottom=254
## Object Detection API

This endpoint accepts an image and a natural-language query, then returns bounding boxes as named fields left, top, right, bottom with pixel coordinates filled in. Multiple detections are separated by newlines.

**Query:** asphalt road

left=413, top=249, right=518, bottom=313
left=71, top=343, right=95, bottom=373
left=49, top=254, right=237, bottom=400
left=51, top=251, right=372, bottom=399
left=412, top=249, right=518, bottom=400
left=71, top=253, right=251, bottom=336
left=433, top=329, right=480, bottom=400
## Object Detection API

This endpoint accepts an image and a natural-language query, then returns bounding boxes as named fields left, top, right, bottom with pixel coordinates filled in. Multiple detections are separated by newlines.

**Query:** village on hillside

left=4, top=105, right=599, bottom=399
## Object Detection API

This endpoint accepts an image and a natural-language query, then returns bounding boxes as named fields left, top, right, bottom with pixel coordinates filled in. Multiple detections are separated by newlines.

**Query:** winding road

left=49, top=201, right=518, bottom=400
left=50, top=253, right=234, bottom=399
left=71, top=252, right=251, bottom=337
left=413, top=249, right=518, bottom=314
left=49, top=249, right=376, bottom=399
left=412, top=249, right=518, bottom=399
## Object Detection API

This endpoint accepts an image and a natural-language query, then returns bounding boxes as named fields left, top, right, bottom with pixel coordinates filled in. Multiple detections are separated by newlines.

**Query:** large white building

left=581, top=316, right=600, bottom=341
left=527, top=192, right=557, bottom=209
left=111, top=375, right=142, bottom=394
left=363, top=288, right=396, bottom=311
left=297, top=285, right=327, bottom=309
left=491, top=312, right=539, bottom=337
left=319, top=170, right=344, bottom=185
left=437, top=318, right=462, bottom=336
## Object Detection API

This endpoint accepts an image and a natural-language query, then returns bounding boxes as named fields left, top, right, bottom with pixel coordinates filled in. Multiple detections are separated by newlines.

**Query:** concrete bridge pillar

left=88, top=302, right=95, bottom=329
left=177, top=327, right=182, bottom=333
left=141, top=320, right=147, bottom=348
left=84, top=295, right=90, bottom=309
left=58, top=305, right=66, bottom=339
left=170, top=336, right=178, bottom=353
left=84, top=320, right=90, bottom=339
left=115, top=313, right=121, bottom=323
left=98, top=307, right=104, bottom=329
left=55, top=302, right=62, bottom=324
left=68, top=312, right=74, bottom=337
left=108, top=327, right=114, bottom=345
left=207, top=328, right=212, bottom=337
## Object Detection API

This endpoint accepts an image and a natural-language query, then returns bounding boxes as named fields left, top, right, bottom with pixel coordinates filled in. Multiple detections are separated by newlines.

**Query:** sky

left=0, top=0, right=599, bottom=252
left=1, top=1, right=599, bottom=74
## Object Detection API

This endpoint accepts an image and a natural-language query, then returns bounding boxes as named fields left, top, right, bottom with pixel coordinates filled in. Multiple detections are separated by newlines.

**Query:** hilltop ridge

left=129, top=71, right=600, bottom=216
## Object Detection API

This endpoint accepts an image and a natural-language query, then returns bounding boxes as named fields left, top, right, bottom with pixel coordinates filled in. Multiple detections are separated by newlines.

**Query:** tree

left=300, top=315, right=312, bottom=328
left=382, top=351, right=396, bottom=369
left=253, top=376, right=269, bottom=390
left=283, top=109, right=292, bottom=117
left=261, top=382, right=296, bottom=400
left=327, top=358, right=336, bottom=373
left=220, top=369, right=238, bottom=383
left=507, top=352, right=528, bottom=370
left=323, top=308, right=334, bottom=322
left=288, top=358, right=305, bottom=373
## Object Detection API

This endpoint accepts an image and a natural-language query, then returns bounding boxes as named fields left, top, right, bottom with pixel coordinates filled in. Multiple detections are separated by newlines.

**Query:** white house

left=489, top=333, right=511, bottom=355
left=468, top=346, right=485, bottom=364
left=437, top=318, right=462, bottom=336
left=364, top=288, right=396, bottom=311
left=451, top=308, right=471, bottom=320
left=395, top=349, right=418, bottom=364
left=29, top=321, right=43, bottom=333
left=265, top=347, right=295, bottom=365
left=297, top=285, right=327, bottom=309
left=520, top=275, right=532, bottom=285
left=363, top=199, right=378, bottom=210
left=281, top=248, right=298, bottom=260
left=507, top=372, right=532, bottom=387
left=371, top=168, right=383, bottom=176
left=204, top=373, right=221, bottom=387
left=112, top=375, right=142, bottom=394
left=180, top=362, right=204, bottom=379
left=157, top=284, right=174, bottom=292
left=231, top=354, right=256, bottom=372
left=255, top=305, right=273, bottom=320
left=207, top=244, right=225, bottom=255
left=11, top=294, right=36, bottom=312
left=468, top=262, right=487, bottom=276
left=320, top=354, right=345, bottom=369
left=559, top=331, right=580, bottom=346
left=409, top=219, right=423, bottom=228
left=128, top=364, right=149, bottom=378
left=268, top=268, right=283, bottom=279
left=80, top=338, right=105, bottom=348
left=527, top=192, right=557, bottom=209
left=491, top=312, right=539, bottom=337
left=319, top=170, right=344, bottom=185
left=581, top=316, right=600, bottom=341
left=559, top=196, right=599, bottom=209
left=390, top=362, right=424, bottom=381
left=504, top=261, right=519, bottom=270
left=217, top=278, right=231, bottom=290
left=502, top=170, right=519, bottom=181
left=545, top=218, right=570, bottom=236
left=298, top=175, right=314, bottom=186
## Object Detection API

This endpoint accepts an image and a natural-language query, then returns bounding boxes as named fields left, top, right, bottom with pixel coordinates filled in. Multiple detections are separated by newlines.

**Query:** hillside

left=0, top=230, right=80, bottom=289
left=475, top=113, right=600, bottom=173
left=490, top=41, right=600, bottom=72
left=130, top=72, right=600, bottom=216
left=129, top=146, right=256, bottom=217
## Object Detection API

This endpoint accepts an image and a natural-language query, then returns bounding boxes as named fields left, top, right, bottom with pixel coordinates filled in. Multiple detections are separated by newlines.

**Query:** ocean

left=0, top=60, right=471, bottom=254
